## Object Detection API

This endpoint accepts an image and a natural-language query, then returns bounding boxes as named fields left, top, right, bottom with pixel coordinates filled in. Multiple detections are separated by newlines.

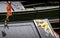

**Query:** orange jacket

left=6, top=3, right=12, bottom=16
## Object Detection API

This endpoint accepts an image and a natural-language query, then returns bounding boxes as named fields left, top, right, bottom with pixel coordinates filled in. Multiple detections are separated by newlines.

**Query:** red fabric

left=6, top=3, right=12, bottom=16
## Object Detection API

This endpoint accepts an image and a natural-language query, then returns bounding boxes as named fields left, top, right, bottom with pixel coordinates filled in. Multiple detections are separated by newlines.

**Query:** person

left=4, top=1, right=12, bottom=28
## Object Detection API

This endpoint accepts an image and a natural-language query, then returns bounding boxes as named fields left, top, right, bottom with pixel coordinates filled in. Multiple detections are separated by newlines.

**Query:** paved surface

left=0, top=21, right=40, bottom=38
